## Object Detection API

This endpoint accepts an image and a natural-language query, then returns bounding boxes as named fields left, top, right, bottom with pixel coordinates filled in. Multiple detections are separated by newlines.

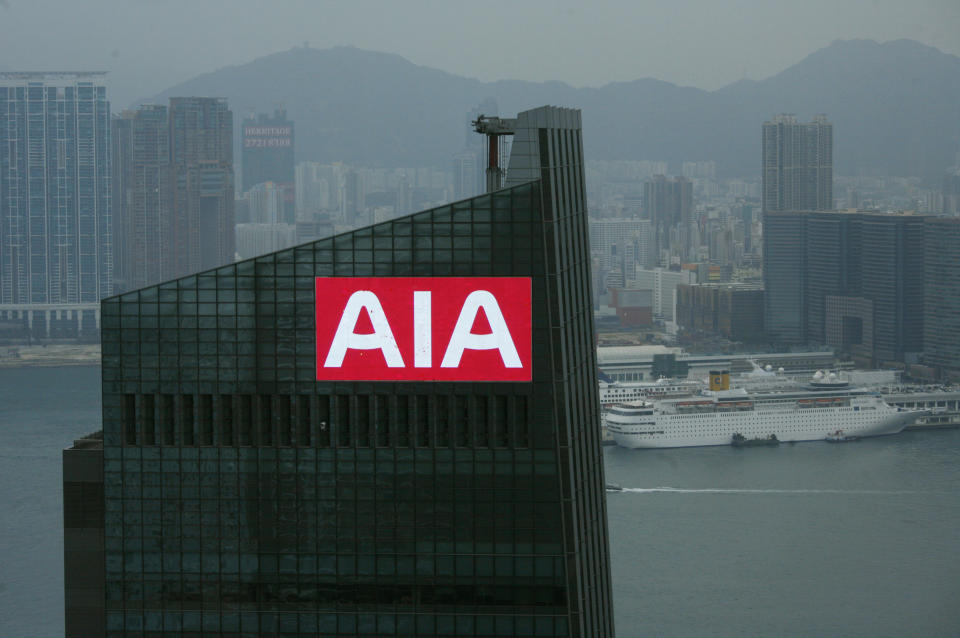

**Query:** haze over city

left=1, top=0, right=958, bottom=106
left=1, top=2, right=960, bottom=637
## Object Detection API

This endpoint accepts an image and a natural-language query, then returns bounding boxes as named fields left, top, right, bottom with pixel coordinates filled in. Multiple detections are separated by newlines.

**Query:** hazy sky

left=1, top=0, right=958, bottom=106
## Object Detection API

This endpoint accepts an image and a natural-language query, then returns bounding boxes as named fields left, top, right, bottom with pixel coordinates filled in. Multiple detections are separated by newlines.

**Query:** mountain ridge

left=146, top=39, right=960, bottom=177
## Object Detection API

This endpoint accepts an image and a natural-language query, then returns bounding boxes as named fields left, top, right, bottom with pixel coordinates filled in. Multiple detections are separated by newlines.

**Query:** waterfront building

left=762, top=211, right=805, bottom=342
left=65, top=106, right=614, bottom=637
left=596, top=345, right=838, bottom=382
left=112, top=105, right=170, bottom=292
left=762, top=114, right=833, bottom=213
left=241, top=108, right=295, bottom=194
left=763, top=210, right=925, bottom=366
left=168, top=97, right=235, bottom=279
left=0, top=72, right=112, bottom=311
left=923, top=217, right=960, bottom=379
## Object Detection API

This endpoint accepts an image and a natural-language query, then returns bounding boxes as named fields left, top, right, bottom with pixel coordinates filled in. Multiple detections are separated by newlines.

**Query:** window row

left=108, top=580, right=568, bottom=611
left=104, top=608, right=570, bottom=637
left=122, top=393, right=530, bottom=450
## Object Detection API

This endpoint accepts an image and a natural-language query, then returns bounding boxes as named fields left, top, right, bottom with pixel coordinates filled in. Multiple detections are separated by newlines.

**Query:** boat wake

left=622, top=487, right=922, bottom=495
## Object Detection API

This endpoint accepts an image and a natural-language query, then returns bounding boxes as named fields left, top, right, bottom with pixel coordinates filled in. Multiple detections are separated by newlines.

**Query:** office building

left=112, top=105, right=170, bottom=292
left=764, top=210, right=925, bottom=365
left=168, top=98, right=235, bottom=278
left=0, top=72, right=112, bottom=308
left=762, top=212, right=806, bottom=342
left=241, top=109, right=295, bottom=194
left=762, top=114, right=833, bottom=213
left=643, top=175, right=692, bottom=260
left=643, top=175, right=692, bottom=228
left=65, top=106, right=613, bottom=637
left=923, top=217, right=960, bottom=378
left=676, top=283, right=765, bottom=343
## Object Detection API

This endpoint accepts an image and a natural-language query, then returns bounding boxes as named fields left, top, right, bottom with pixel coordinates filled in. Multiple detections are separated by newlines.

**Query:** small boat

left=731, top=432, right=779, bottom=447
left=825, top=429, right=859, bottom=443
left=605, top=483, right=624, bottom=492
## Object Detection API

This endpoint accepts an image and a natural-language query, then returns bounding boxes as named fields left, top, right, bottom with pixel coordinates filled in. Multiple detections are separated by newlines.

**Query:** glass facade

left=93, top=105, right=613, bottom=638
left=762, top=211, right=806, bottom=342
left=923, top=217, right=960, bottom=377
left=764, top=210, right=926, bottom=364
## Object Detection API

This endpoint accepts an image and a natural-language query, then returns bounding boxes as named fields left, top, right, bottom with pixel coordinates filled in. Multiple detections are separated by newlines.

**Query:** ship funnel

left=709, top=370, right=724, bottom=391
left=721, top=370, right=731, bottom=390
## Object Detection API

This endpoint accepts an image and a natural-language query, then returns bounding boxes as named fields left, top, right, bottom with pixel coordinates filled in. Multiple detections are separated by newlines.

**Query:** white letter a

left=324, top=291, right=405, bottom=368
left=441, top=290, right=522, bottom=368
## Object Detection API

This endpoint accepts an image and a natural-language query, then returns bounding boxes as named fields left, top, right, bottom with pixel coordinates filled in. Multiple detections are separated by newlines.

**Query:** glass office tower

left=67, top=106, right=613, bottom=637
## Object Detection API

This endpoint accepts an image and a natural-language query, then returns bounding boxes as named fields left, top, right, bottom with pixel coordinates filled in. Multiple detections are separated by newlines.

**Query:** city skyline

left=0, top=5, right=958, bottom=637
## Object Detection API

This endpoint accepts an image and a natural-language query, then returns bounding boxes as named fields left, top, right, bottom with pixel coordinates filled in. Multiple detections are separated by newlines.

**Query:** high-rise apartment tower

left=0, top=72, right=112, bottom=304
left=168, top=97, right=235, bottom=278
left=112, top=105, right=170, bottom=292
left=762, top=114, right=833, bottom=213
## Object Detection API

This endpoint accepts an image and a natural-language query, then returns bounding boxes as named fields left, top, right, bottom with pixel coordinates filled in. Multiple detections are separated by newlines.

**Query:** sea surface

left=1, top=366, right=958, bottom=637
left=0, top=366, right=102, bottom=638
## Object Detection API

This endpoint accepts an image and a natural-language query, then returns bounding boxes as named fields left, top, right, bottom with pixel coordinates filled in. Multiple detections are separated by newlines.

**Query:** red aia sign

left=315, top=277, right=532, bottom=381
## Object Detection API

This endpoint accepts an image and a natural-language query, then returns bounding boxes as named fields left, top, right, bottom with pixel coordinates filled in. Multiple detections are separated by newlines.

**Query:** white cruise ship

left=606, top=375, right=927, bottom=449
left=599, top=378, right=703, bottom=406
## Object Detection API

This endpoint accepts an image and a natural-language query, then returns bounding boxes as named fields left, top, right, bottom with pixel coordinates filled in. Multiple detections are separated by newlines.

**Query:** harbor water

left=1, top=366, right=958, bottom=637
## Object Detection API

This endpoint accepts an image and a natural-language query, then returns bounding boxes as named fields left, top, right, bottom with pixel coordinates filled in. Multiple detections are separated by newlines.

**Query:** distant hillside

left=146, top=39, right=960, bottom=177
